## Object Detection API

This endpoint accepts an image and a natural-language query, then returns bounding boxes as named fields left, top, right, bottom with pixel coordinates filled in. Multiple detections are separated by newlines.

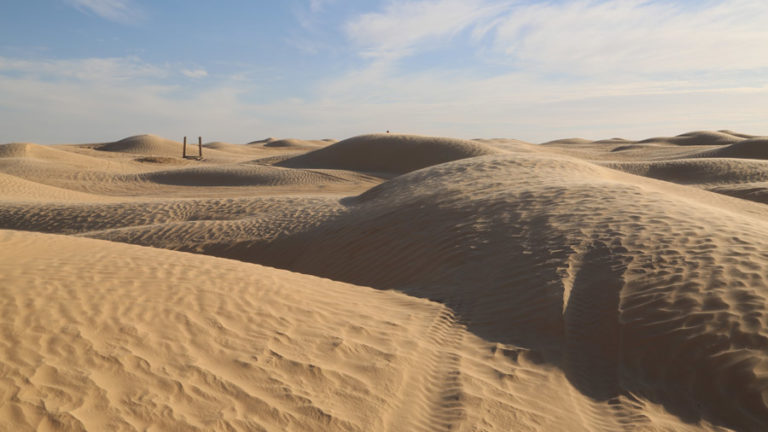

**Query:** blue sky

left=1, top=0, right=767, bottom=143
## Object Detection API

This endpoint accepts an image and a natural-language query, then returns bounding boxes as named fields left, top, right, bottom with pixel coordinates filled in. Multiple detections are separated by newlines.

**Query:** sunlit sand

left=2, top=131, right=767, bottom=431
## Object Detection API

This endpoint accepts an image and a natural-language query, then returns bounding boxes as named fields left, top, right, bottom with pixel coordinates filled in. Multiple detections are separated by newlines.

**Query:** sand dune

left=138, top=164, right=356, bottom=187
left=0, top=142, right=65, bottom=159
left=93, top=134, right=245, bottom=162
left=2, top=130, right=768, bottom=431
left=471, top=138, right=539, bottom=153
left=0, top=136, right=379, bottom=199
left=638, top=130, right=745, bottom=146
left=542, top=130, right=768, bottom=166
left=248, top=138, right=335, bottom=148
left=605, top=159, right=768, bottom=185
left=597, top=139, right=768, bottom=205
left=0, top=172, right=114, bottom=203
left=543, top=130, right=753, bottom=150
left=0, top=230, right=522, bottom=430
left=7, top=230, right=700, bottom=431
left=278, top=133, right=501, bottom=174
left=718, top=130, right=758, bottom=139
left=541, top=137, right=593, bottom=145
left=1, top=142, right=112, bottom=166
left=263, top=138, right=333, bottom=148
left=201, top=141, right=256, bottom=153
left=696, top=138, right=768, bottom=160
left=95, top=134, right=184, bottom=155
left=211, top=153, right=768, bottom=430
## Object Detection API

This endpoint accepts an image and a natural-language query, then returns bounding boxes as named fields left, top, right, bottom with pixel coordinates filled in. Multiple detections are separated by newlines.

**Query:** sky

left=0, top=0, right=767, bottom=143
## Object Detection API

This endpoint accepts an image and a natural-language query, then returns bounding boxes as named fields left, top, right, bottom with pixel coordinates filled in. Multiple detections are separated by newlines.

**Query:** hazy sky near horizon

left=1, top=0, right=767, bottom=143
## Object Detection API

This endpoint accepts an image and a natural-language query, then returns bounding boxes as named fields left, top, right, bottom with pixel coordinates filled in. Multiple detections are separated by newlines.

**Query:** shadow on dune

left=3, top=133, right=768, bottom=430
left=185, top=154, right=768, bottom=431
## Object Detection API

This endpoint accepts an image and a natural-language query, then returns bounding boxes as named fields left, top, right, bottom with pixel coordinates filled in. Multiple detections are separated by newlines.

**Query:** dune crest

left=95, top=134, right=184, bottom=156
left=697, top=138, right=768, bottom=160
left=263, top=138, right=332, bottom=148
left=278, top=133, right=501, bottom=174
left=638, top=130, right=744, bottom=146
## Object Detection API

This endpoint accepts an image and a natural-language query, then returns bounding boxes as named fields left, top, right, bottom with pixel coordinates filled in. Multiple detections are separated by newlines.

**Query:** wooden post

left=183, top=136, right=187, bottom=158
left=198, top=136, right=202, bottom=159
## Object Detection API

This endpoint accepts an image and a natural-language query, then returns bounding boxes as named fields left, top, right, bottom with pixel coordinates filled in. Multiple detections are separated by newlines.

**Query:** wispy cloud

left=344, top=0, right=768, bottom=74
left=2, top=2, right=768, bottom=144
left=489, top=0, right=768, bottom=76
left=309, top=0, right=337, bottom=13
left=2, top=53, right=766, bottom=144
left=65, top=0, right=142, bottom=23
left=345, top=0, right=509, bottom=60
left=0, top=56, right=167, bottom=82
left=181, top=68, right=208, bottom=79
left=329, top=0, right=768, bottom=139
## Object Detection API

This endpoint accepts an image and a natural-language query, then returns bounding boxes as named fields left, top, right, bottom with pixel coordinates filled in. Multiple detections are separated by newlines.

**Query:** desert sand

left=2, top=131, right=768, bottom=431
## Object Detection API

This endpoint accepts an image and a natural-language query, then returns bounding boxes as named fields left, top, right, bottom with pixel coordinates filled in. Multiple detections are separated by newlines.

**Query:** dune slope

left=3, top=131, right=768, bottom=431
left=198, top=154, right=768, bottom=431
left=94, top=134, right=184, bottom=156
left=696, top=138, right=768, bottom=160
left=278, top=134, right=500, bottom=174
left=1, top=229, right=684, bottom=432
left=638, top=130, right=744, bottom=146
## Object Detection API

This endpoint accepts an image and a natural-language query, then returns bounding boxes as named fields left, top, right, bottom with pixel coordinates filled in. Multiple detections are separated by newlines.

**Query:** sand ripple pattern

left=230, top=154, right=768, bottom=430
left=4, top=131, right=768, bottom=430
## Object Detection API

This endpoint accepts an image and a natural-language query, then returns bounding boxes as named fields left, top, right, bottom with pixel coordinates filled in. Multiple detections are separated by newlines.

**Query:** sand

left=2, top=131, right=768, bottom=431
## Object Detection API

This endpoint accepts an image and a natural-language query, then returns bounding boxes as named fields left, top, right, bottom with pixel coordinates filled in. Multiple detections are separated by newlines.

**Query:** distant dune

left=95, top=134, right=184, bottom=156
left=278, top=133, right=501, bottom=174
left=638, top=130, right=745, bottom=146
left=263, top=138, right=332, bottom=148
left=696, top=138, right=768, bottom=159
left=1, top=130, right=768, bottom=431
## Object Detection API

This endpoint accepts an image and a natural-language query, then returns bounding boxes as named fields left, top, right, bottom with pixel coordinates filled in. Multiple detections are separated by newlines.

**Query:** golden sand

left=2, top=131, right=767, bottom=431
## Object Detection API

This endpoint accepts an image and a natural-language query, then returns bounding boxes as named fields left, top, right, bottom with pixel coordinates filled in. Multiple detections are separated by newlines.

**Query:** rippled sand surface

left=2, top=131, right=768, bottom=431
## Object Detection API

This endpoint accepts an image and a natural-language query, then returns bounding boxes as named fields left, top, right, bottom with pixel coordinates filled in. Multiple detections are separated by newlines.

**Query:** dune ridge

left=695, top=138, right=768, bottom=160
left=263, top=138, right=332, bottom=148
left=95, top=134, right=184, bottom=156
left=278, top=133, right=501, bottom=174
left=638, top=130, right=745, bottom=146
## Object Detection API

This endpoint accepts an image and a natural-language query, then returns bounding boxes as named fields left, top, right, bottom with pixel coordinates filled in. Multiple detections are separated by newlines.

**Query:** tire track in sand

left=385, top=308, right=466, bottom=432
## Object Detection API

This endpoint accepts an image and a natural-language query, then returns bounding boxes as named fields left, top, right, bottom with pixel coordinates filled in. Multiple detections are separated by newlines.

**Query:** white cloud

left=0, top=56, right=167, bottom=82
left=345, top=0, right=508, bottom=60
left=344, top=0, right=768, bottom=73
left=2, top=54, right=766, bottom=145
left=490, top=0, right=768, bottom=76
left=181, top=69, right=208, bottom=79
left=65, top=0, right=142, bottom=23
left=326, top=0, right=768, bottom=140
left=3, top=1, right=768, bottom=144
left=0, top=74, right=267, bottom=144
left=309, top=0, right=337, bottom=13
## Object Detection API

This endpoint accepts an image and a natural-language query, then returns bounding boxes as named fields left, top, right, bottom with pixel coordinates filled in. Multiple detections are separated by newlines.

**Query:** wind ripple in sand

left=206, top=154, right=768, bottom=430
left=0, top=230, right=642, bottom=431
left=3, top=131, right=768, bottom=430
left=603, top=159, right=768, bottom=205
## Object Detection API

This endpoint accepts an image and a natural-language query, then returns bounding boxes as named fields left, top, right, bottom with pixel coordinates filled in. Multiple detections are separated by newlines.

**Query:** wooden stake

left=183, top=136, right=187, bottom=158
left=198, top=136, right=202, bottom=158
